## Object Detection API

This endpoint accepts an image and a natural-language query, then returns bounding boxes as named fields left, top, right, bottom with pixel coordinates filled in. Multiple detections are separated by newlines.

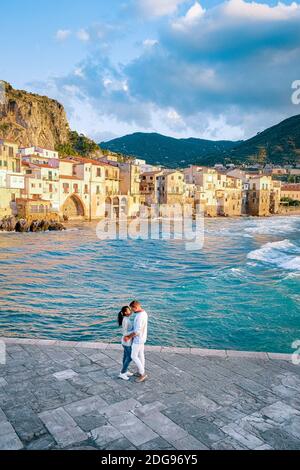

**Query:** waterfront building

left=59, top=158, right=107, bottom=220
left=270, top=180, right=282, bottom=214
left=281, top=184, right=300, bottom=202
left=216, top=175, right=243, bottom=217
left=139, top=163, right=162, bottom=173
left=140, top=170, right=163, bottom=206
left=183, top=166, right=218, bottom=216
left=247, top=175, right=272, bottom=216
left=157, top=170, right=185, bottom=206
left=184, top=182, right=198, bottom=206
left=15, top=198, right=59, bottom=223
left=22, top=162, right=60, bottom=212
left=19, top=146, right=59, bottom=168
left=117, top=162, right=141, bottom=217
left=0, top=139, right=24, bottom=218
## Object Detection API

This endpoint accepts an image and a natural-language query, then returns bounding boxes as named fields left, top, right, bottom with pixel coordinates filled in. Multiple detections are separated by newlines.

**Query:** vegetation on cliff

left=55, top=131, right=101, bottom=157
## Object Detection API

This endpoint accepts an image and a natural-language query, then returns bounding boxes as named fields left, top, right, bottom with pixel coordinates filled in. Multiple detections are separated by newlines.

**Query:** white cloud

left=179, top=1, right=206, bottom=25
left=143, top=39, right=159, bottom=47
left=137, top=0, right=187, bottom=17
left=55, top=29, right=71, bottom=41
left=223, top=0, right=300, bottom=21
left=74, top=68, right=85, bottom=78
left=77, top=29, right=90, bottom=42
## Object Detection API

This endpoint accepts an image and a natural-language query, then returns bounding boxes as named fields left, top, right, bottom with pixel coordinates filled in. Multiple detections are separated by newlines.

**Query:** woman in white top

left=118, top=306, right=134, bottom=381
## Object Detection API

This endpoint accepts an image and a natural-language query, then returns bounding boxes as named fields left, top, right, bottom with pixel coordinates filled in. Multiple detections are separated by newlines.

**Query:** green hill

left=101, top=114, right=300, bottom=167
left=230, top=114, right=300, bottom=165
left=100, top=133, right=240, bottom=168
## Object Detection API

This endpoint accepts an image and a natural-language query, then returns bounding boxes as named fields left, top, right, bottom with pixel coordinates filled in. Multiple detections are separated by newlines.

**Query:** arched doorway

left=113, top=197, right=120, bottom=218
left=120, top=197, right=128, bottom=217
left=62, top=195, right=85, bottom=219
left=105, top=197, right=112, bottom=218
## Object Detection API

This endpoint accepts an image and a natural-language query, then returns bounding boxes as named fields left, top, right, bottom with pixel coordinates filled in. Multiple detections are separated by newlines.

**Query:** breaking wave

left=247, top=239, right=300, bottom=271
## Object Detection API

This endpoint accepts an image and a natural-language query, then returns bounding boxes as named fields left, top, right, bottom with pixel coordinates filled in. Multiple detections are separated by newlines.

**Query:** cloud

left=55, top=29, right=71, bottom=41
left=77, top=29, right=90, bottom=42
left=136, top=0, right=188, bottom=17
left=143, top=39, right=159, bottom=47
left=223, top=0, right=300, bottom=21
left=41, top=1, right=300, bottom=141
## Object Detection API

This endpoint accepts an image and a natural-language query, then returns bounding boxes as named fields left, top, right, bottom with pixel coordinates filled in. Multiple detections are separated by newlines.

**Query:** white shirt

left=121, top=316, right=133, bottom=347
left=133, top=310, right=148, bottom=345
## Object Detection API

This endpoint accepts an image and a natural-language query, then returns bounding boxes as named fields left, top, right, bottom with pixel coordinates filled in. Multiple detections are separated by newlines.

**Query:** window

left=49, top=184, right=53, bottom=193
left=84, top=184, right=89, bottom=194
left=63, top=183, right=69, bottom=194
left=96, top=186, right=100, bottom=195
left=97, top=168, right=101, bottom=177
left=9, top=147, right=14, bottom=158
left=73, top=184, right=79, bottom=193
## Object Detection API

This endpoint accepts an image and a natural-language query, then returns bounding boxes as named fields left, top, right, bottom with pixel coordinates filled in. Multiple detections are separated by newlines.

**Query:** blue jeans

left=121, top=345, right=132, bottom=374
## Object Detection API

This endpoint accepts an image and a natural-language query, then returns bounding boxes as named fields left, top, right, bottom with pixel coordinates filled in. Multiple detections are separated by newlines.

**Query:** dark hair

left=130, top=300, right=141, bottom=309
left=118, top=306, right=130, bottom=327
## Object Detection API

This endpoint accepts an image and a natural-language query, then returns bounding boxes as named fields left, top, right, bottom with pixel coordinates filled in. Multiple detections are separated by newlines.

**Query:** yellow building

left=157, top=170, right=185, bottom=205
left=247, top=175, right=272, bottom=216
left=0, top=139, right=24, bottom=218
left=59, top=158, right=107, bottom=220
left=118, top=162, right=141, bottom=216
left=281, top=184, right=300, bottom=202
left=184, top=167, right=218, bottom=216
left=216, top=176, right=243, bottom=217
left=270, top=180, right=282, bottom=214
left=15, top=198, right=59, bottom=223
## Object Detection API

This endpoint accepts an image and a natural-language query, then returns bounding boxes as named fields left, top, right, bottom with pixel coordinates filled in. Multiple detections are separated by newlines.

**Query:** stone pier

left=0, top=337, right=300, bottom=450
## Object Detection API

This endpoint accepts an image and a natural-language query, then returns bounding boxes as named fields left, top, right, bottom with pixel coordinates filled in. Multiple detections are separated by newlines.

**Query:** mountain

left=101, top=133, right=239, bottom=168
left=230, top=114, right=300, bottom=165
left=0, top=81, right=101, bottom=157
left=101, top=115, right=300, bottom=167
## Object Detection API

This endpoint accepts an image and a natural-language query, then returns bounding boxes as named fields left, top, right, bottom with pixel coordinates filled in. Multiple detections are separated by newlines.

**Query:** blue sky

left=1, top=0, right=300, bottom=142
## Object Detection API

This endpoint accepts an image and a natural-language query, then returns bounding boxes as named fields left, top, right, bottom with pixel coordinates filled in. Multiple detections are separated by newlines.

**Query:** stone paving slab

left=0, top=337, right=300, bottom=450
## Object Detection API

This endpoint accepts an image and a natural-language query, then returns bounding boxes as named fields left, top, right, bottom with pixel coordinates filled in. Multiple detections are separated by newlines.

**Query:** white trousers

left=131, top=343, right=145, bottom=375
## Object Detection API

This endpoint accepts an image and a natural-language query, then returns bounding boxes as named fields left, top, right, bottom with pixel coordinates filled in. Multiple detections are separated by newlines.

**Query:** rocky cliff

left=0, top=81, right=101, bottom=157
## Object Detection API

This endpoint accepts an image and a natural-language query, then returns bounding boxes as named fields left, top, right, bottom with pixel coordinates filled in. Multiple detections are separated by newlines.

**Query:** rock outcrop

left=0, top=81, right=70, bottom=149
left=0, top=216, right=66, bottom=233
left=0, top=81, right=102, bottom=158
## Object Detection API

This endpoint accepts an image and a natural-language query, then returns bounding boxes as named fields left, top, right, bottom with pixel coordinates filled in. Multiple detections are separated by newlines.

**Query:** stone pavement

left=0, top=337, right=300, bottom=450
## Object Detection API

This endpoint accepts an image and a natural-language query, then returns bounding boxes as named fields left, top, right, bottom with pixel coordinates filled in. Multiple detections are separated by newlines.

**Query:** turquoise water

left=0, top=216, right=300, bottom=353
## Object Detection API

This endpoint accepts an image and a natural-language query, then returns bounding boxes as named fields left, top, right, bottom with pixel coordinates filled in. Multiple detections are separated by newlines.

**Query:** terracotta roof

left=141, top=171, right=162, bottom=177
left=282, top=184, right=300, bottom=191
left=59, top=159, right=78, bottom=164
left=35, top=163, right=55, bottom=169
left=16, top=198, right=50, bottom=204
left=77, top=158, right=113, bottom=167
left=59, top=175, right=83, bottom=180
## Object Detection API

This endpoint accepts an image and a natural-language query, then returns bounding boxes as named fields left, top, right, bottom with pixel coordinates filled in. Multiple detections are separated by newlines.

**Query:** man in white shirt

left=124, top=301, right=148, bottom=383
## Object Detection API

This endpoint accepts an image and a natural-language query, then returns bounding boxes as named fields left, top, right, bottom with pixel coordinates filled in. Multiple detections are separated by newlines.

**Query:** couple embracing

left=118, top=301, right=148, bottom=383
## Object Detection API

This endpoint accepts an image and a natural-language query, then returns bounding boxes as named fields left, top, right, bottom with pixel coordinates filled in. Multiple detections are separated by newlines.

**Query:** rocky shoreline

left=0, top=216, right=66, bottom=233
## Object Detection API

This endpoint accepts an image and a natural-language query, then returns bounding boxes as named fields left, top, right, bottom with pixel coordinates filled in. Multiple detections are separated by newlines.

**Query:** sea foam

left=247, top=239, right=300, bottom=271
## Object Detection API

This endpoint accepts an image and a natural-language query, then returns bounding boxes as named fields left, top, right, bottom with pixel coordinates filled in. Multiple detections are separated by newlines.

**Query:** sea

left=0, top=215, right=299, bottom=353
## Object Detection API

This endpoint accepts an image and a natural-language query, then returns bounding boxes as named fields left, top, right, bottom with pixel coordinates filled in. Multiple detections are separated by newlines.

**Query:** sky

left=1, top=0, right=300, bottom=142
